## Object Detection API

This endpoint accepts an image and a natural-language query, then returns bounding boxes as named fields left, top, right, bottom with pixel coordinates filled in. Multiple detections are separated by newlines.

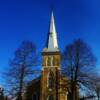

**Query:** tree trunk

left=16, top=65, right=24, bottom=100
left=56, top=68, right=59, bottom=100
left=71, top=82, right=79, bottom=100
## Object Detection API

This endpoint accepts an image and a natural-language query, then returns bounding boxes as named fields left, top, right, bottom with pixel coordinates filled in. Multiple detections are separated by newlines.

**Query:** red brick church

left=26, top=12, right=70, bottom=100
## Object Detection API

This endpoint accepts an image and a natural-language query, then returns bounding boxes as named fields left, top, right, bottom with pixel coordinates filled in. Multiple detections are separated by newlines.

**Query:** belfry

left=26, top=12, right=69, bottom=100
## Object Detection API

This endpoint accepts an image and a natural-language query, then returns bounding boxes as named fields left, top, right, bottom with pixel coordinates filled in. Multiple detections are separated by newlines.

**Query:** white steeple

left=47, top=12, right=59, bottom=52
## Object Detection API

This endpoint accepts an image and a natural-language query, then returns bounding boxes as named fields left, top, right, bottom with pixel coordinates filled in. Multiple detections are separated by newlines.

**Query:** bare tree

left=0, top=87, right=4, bottom=100
left=95, top=84, right=100, bottom=100
left=5, top=40, right=39, bottom=100
left=62, top=39, right=97, bottom=100
left=89, top=76, right=100, bottom=100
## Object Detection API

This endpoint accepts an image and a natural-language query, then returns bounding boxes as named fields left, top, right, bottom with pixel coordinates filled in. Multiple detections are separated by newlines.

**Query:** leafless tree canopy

left=62, top=39, right=98, bottom=100
left=5, top=40, right=38, bottom=100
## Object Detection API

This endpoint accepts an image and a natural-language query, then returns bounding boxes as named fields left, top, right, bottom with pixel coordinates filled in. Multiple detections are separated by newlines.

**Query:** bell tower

left=40, top=12, right=61, bottom=100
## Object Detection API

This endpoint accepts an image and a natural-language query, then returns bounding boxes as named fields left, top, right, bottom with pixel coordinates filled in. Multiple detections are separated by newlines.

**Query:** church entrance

left=32, top=93, right=38, bottom=100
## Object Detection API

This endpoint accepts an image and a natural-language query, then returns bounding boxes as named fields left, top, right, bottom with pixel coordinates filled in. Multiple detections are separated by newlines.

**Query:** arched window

left=48, top=72, right=54, bottom=89
left=48, top=57, right=51, bottom=66
left=47, top=56, right=53, bottom=66
left=48, top=95, right=54, bottom=100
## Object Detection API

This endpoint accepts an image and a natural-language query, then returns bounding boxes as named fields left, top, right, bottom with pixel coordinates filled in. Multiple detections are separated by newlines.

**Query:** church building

left=26, top=12, right=69, bottom=100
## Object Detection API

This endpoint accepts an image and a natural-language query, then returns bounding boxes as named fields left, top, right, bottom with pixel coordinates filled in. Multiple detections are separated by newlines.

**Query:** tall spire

left=47, top=12, right=59, bottom=51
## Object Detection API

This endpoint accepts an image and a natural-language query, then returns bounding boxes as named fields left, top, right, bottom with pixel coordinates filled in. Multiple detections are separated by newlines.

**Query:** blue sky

left=0, top=0, right=100, bottom=87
